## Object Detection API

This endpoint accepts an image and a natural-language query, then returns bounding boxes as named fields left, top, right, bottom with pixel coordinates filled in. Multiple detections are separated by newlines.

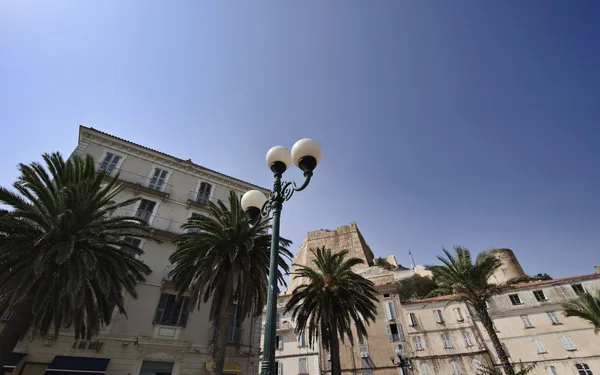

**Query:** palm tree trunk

left=477, top=308, right=512, bottom=375
left=211, top=295, right=234, bottom=375
left=0, top=300, right=34, bottom=375
left=329, top=321, right=342, bottom=375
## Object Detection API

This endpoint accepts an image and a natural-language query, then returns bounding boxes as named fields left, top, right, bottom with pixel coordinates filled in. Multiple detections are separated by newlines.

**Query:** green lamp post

left=241, top=138, right=322, bottom=375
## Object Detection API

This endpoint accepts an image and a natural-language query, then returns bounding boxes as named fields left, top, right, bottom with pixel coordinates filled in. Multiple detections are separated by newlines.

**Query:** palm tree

left=0, top=152, right=153, bottom=373
left=169, top=191, right=292, bottom=375
left=430, top=247, right=513, bottom=375
left=284, top=247, right=379, bottom=375
left=562, top=290, right=600, bottom=333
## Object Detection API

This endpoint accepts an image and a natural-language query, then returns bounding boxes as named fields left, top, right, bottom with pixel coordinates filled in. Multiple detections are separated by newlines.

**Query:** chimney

left=595, top=266, right=600, bottom=274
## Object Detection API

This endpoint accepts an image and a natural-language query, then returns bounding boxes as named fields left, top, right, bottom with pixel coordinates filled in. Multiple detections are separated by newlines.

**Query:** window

left=385, top=301, right=396, bottom=320
left=493, top=323, right=499, bottom=332
left=149, top=167, right=168, bottom=191
left=298, top=330, right=307, bottom=347
left=454, top=308, right=464, bottom=322
left=433, top=309, right=444, bottom=323
left=359, top=346, right=369, bottom=358
left=139, top=361, right=174, bottom=375
left=121, top=237, right=142, bottom=257
left=1, top=310, right=12, bottom=322
left=473, top=359, right=483, bottom=374
left=98, top=152, right=122, bottom=176
left=362, top=371, right=372, bottom=375
left=394, top=343, right=404, bottom=357
left=408, top=313, right=417, bottom=326
left=383, top=293, right=391, bottom=298
left=533, top=338, right=546, bottom=353
left=442, top=334, right=453, bottom=348
left=326, top=351, right=331, bottom=370
left=136, top=199, right=156, bottom=221
left=196, top=182, right=213, bottom=204
left=520, top=315, right=534, bottom=328
left=277, top=362, right=283, bottom=375
left=450, top=360, right=461, bottom=375
left=560, top=335, right=576, bottom=351
left=462, top=331, right=473, bottom=347
left=572, top=284, right=585, bottom=295
left=276, top=335, right=283, bottom=349
left=501, top=342, right=510, bottom=358
left=276, top=313, right=280, bottom=329
left=547, top=311, right=561, bottom=325
left=299, top=358, right=308, bottom=374
left=546, top=366, right=558, bottom=375
left=533, top=290, right=547, bottom=301
left=421, top=362, right=431, bottom=375
left=485, top=301, right=491, bottom=309
left=576, top=364, right=593, bottom=375
left=387, top=323, right=404, bottom=342
left=413, top=336, right=424, bottom=351
left=153, top=293, right=190, bottom=327
left=509, top=294, right=522, bottom=305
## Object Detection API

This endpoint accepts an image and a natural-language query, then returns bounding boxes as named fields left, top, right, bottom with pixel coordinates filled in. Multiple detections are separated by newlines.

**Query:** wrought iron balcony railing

left=97, top=163, right=173, bottom=197
left=117, top=209, right=184, bottom=236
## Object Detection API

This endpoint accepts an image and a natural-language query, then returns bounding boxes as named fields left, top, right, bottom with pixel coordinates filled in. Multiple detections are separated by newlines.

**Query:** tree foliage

left=562, top=290, right=600, bottom=334
left=0, top=152, right=153, bottom=339
left=285, top=247, right=378, bottom=375
left=396, top=274, right=438, bottom=301
left=430, top=247, right=513, bottom=375
left=169, top=191, right=292, bottom=375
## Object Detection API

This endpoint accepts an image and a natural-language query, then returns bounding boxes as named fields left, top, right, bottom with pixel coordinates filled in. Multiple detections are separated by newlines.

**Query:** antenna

left=409, top=249, right=416, bottom=270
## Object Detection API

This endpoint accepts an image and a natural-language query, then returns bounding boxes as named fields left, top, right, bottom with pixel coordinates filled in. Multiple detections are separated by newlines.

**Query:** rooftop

left=79, top=125, right=270, bottom=191
left=403, top=272, right=600, bottom=305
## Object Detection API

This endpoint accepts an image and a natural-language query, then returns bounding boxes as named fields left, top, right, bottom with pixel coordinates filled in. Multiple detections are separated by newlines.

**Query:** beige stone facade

left=263, top=223, right=600, bottom=375
left=3, top=126, right=269, bottom=375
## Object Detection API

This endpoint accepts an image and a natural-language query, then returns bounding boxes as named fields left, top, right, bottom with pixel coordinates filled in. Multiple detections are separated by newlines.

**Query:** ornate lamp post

left=241, top=138, right=322, bottom=375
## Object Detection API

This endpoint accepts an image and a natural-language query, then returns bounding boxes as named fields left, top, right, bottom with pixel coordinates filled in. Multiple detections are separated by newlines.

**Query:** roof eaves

left=79, top=125, right=270, bottom=192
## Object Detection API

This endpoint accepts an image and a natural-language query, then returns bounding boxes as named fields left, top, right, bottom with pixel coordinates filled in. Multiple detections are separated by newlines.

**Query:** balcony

left=163, top=264, right=174, bottom=282
left=211, top=326, right=244, bottom=345
left=117, top=209, right=184, bottom=238
left=97, top=163, right=173, bottom=199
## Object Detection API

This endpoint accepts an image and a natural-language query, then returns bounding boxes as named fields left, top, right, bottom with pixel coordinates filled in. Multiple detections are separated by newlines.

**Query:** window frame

left=408, top=312, right=418, bottom=326
left=520, top=314, right=534, bottom=328
left=147, top=165, right=171, bottom=192
left=195, top=180, right=214, bottom=204
left=413, top=336, right=424, bottom=351
left=442, top=333, right=453, bottom=349
left=576, top=363, right=593, bottom=375
left=433, top=309, right=444, bottom=323
left=533, top=290, right=547, bottom=301
left=97, top=150, right=126, bottom=177
left=508, top=294, right=522, bottom=305
left=572, top=284, right=585, bottom=295
left=547, top=311, right=561, bottom=325
left=560, top=335, right=577, bottom=351
left=298, top=358, right=308, bottom=375
left=450, top=360, right=461, bottom=375
left=454, top=307, right=464, bottom=322
left=152, top=293, right=190, bottom=327
left=533, top=338, right=546, bottom=354
left=462, top=331, right=473, bottom=347
left=385, top=301, right=396, bottom=321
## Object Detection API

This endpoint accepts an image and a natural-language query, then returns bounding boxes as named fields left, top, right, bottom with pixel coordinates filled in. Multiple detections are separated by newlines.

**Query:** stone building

left=2, top=126, right=268, bottom=375
left=262, top=223, right=600, bottom=375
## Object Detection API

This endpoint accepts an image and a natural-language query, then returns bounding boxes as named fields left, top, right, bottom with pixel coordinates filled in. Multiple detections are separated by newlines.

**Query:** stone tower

left=488, top=248, right=526, bottom=284
left=284, top=222, right=375, bottom=293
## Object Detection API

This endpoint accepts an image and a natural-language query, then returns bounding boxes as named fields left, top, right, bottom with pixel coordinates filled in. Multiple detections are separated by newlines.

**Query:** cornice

left=81, top=130, right=269, bottom=193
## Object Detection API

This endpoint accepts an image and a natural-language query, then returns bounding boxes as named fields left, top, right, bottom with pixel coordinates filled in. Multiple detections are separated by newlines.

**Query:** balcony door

left=136, top=199, right=156, bottom=221
left=139, top=361, right=174, bottom=375
left=98, top=152, right=121, bottom=176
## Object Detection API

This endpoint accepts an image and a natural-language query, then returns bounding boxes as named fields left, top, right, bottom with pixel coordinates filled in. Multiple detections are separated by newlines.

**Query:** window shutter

left=434, top=310, right=444, bottom=323
left=546, top=366, right=557, bottom=375
left=560, top=335, right=576, bottom=350
left=502, top=342, right=511, bottom=357
left=397, top=324, right=405, bottom=341
left=421, top=363, right=431, bottom=375
left=473, top=359, right=482, bottom=374
left=408, top=313, right=417, bottom=326
left=385, top=302, right=395, bottom=320
left=386, top=324, right=393, bottom=342
left=277, top=362, right=282, bottom=375
left=533, top=339, right=544, bottom=353
left=153, top=293, right=168, bottom=324
left=454, top=308, right=464, bottom=322
left=179, top=297, right=190, bottom=327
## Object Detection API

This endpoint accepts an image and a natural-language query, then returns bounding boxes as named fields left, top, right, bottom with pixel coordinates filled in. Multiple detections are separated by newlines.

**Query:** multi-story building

left=263, top=224, right=600, bottom=375
left=4, top=126, right=269, bottom=375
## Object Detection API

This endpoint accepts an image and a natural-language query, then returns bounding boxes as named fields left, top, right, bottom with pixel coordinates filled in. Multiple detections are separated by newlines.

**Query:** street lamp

left=390, top=348, right=412, bottom=375
left=241, top=138, right=321, bottom=375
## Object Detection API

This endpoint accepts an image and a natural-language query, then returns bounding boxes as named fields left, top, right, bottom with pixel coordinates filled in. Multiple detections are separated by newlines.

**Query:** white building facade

left=3, top=126, right=269, bottom=375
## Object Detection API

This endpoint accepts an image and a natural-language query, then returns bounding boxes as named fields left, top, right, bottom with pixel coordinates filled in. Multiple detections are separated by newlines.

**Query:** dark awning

left=3, top=352, right=26, bottom=371
left=45, top=356, right=110, bottom=374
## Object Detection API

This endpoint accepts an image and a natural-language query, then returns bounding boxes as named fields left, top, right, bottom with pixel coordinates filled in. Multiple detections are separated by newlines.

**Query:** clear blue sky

left=1, top=1, right=598, bottom=278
